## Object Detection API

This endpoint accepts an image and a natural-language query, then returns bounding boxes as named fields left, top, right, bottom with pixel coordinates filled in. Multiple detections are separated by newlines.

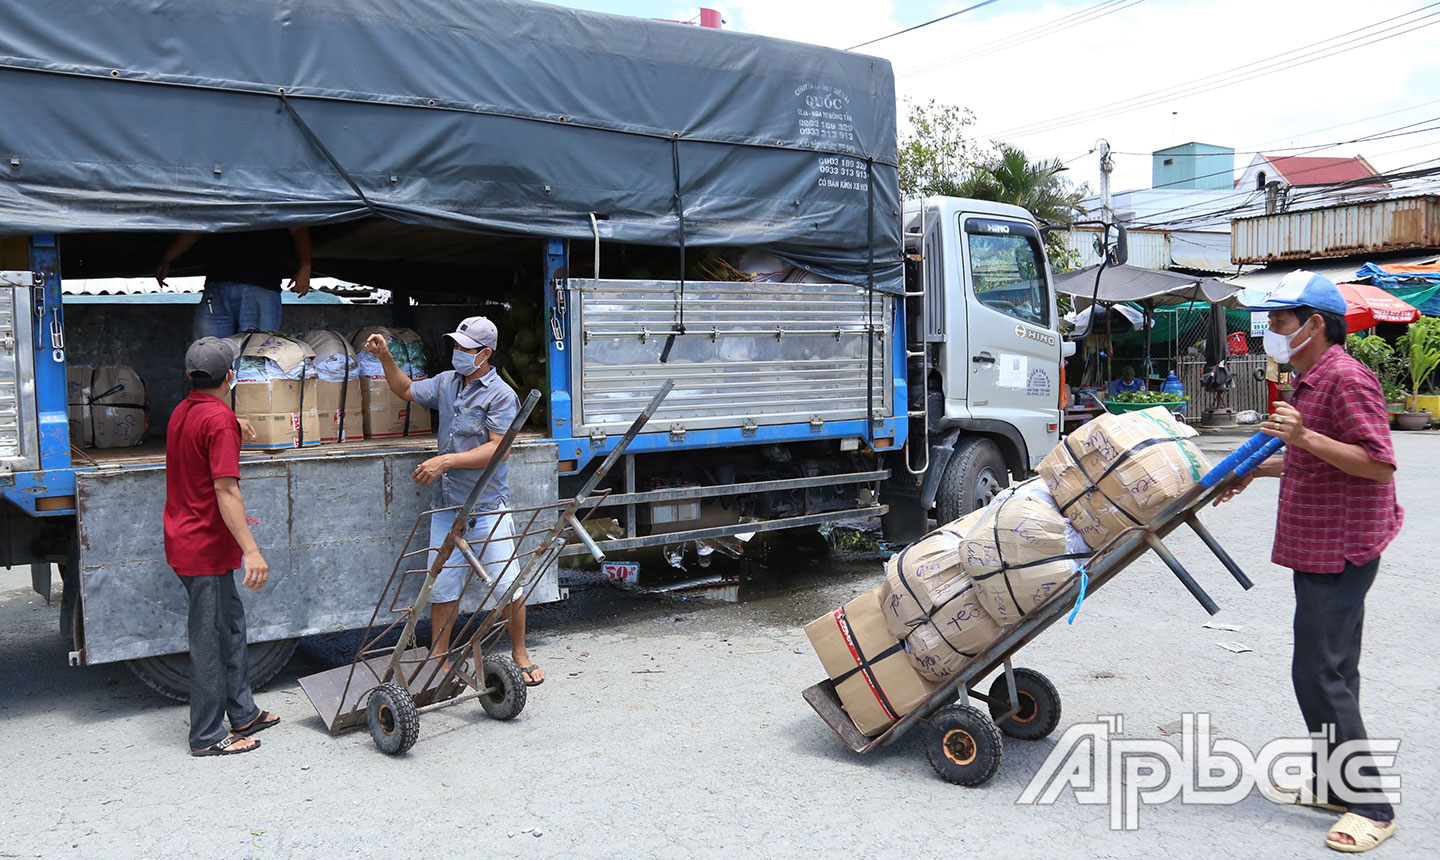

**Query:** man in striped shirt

left=1218, top=271, right=1401, bottom=853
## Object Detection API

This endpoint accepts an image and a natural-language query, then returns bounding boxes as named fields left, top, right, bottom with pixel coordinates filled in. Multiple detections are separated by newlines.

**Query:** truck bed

left=71, top=432, right=561, bottom=665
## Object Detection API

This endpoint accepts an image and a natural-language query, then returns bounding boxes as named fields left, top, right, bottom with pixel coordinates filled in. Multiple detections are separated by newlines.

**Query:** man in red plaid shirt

left=1219, top=271, right=1401, bottom=853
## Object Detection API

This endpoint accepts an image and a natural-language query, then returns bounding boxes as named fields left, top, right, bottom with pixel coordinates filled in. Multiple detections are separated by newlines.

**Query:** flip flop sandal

left=1268, top=783, right=1347, bottom=813
left=191, top=734, right=261, bottom=757
left=1325, top=812, right=1395, bottom=853
left=232, top=710, right=280, bottom=738
left=519, top=664, right=545, bottom=687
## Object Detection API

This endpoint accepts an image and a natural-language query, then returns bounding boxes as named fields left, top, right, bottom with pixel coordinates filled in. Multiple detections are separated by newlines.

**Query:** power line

left=847, top=0, right=1003, bottom=51
left=993, top=4, right=1440, bottom=139
left=1115, top=119, right=1440, bottom=158
left=896, top=0, right=1144, bottom=79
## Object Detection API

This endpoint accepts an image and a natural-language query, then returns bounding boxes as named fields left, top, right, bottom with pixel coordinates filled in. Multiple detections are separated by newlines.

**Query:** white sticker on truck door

left=998, top=354, right=1027, bottom=388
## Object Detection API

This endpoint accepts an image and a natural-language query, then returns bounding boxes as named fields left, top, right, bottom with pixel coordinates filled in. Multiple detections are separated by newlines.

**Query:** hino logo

left=1015, top=324, right=1056, bottom=346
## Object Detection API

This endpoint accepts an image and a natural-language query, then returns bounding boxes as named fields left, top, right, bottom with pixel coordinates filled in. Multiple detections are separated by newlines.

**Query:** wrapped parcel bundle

left=959, top=478, right=1090, bottom=627
left=226, top=333, right=320, bottom=450
left=1038, top=406, right=1210, bottom=550
left=350, top=326, right=433, bottom=438
left=299, top=329, right=363, bottom=443
left=877, top=509, right=1002, bottom=682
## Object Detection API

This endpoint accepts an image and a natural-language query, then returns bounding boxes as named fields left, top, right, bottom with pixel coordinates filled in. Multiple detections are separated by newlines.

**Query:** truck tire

left=934, top=438, right=1009, bottom=525
left=125, top=637, right=299, bottom=703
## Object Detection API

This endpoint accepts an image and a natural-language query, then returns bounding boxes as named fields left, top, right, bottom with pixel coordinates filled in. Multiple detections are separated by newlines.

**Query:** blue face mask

left=452, top=348, right=481, bottom=376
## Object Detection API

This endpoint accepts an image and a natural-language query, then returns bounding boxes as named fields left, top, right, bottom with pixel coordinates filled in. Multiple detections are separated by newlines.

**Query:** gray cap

left=446, top=315, right=499, bottom=350
left=185, top=336, right=240, bottom=387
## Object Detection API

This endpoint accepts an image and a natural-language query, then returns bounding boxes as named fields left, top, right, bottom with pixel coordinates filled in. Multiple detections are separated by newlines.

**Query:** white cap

left=446, top=315, right=498, bottom=350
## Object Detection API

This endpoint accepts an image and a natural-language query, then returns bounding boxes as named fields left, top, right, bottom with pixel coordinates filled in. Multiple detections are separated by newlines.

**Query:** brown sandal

left=233, top=710, right=280, bottom=737
left=191, top=734, right=260, bottom=757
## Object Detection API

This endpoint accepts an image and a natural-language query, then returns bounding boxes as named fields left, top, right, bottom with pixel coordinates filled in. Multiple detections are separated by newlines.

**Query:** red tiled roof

left=1260, top=155, right=1385, bottom=187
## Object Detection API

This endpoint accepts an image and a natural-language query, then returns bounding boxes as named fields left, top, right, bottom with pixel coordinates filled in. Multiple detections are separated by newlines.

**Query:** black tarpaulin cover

left=0, top=0, right=901, bottom=290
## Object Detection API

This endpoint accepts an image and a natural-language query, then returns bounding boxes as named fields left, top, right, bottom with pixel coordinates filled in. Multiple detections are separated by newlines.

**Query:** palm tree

left=958, top=143, right=1086, bottom=227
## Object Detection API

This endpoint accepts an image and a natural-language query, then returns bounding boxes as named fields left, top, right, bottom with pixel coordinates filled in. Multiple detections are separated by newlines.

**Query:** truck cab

left=882, top=197, right=1067, bottom=541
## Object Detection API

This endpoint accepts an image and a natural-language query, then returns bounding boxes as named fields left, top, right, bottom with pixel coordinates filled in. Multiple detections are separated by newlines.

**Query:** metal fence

left=1170, top=305, right=1271, bottom=416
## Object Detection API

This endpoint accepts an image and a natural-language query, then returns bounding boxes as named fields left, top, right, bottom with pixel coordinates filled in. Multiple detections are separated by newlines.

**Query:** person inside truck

left=154, top=227, right=313, bottom=339
left=363, top=316, right=544, bottom=686
left=1109, top=365, right=1145, bottom=397
left=165, top=337, right=280, bottom=756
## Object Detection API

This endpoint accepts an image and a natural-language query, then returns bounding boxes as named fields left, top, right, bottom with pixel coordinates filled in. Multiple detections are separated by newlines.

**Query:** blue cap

left=1239, top=270, right=1347, bottom=316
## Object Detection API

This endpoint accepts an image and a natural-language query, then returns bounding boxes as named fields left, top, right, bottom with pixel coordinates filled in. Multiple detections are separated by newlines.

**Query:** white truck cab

left=883, top=197, right=1070, bottom=540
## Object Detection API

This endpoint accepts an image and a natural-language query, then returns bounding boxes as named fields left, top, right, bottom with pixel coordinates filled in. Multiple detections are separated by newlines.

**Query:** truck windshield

left=967, top=232, right=1049, bottom=328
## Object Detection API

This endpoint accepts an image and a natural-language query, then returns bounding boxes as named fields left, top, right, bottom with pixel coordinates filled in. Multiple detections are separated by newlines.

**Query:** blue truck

left=0, top=0, right=1068, bottom=696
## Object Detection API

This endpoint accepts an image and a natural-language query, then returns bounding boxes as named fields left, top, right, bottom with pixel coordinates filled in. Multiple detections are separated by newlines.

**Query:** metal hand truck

left=803, top=432, right=1284, bottom=785
left=300, top=381, right=673, bottom=754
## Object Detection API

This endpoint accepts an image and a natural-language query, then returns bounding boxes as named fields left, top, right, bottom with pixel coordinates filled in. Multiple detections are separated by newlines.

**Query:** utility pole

left=1098, top=139, right=1114, bottom=225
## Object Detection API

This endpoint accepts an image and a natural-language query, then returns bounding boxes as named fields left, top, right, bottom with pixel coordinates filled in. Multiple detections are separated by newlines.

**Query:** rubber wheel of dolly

left=367, top=681, right=420, bottom=756
left=479, top=655, right=527, bottom=721
left=935, top=438, right=1009, bottom=525
left=926, top=703, right=1004, bottom=786
left=986, top=667, right=1062, bottom=741
left=125, top=638, right=299, bottom=703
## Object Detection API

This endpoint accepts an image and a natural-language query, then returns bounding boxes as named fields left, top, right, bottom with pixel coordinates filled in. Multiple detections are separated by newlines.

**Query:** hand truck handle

left=1199, top=432, right=1283, bottom=488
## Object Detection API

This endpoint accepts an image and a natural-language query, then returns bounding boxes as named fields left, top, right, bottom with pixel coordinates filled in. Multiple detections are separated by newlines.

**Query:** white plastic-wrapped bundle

left=225, top=333, right=320, bottom=449
left=348, top=327, right=432, bottom=437
left=298, top=330, right=363, bottom=443
left=959, top=478, right=1090, bottom=627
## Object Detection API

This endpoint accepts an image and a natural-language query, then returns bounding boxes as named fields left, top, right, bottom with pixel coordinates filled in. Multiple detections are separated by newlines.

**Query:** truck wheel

left=367, top=681, right=420, bottom=755
left=986, top=667, right=1062, bottom=741
left=125, top=638, right=299, bottom=703
left=479, top=655, right=527, bottom=721
left=925, top=703, right=1004, bottom=786
left=934, top=438, right=1008, bottom=524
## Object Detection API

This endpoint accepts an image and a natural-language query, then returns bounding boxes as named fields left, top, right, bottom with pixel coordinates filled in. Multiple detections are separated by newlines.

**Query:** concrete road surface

left=1, top=430, right=1434, bottom=859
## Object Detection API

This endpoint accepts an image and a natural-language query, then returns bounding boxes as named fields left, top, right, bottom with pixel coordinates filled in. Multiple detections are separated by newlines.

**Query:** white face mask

left=1263, top=324, right=1312, bottom=363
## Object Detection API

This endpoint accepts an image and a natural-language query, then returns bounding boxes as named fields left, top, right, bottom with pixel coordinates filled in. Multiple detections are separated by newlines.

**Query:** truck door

left=960, top=216, right=1061, bottom=468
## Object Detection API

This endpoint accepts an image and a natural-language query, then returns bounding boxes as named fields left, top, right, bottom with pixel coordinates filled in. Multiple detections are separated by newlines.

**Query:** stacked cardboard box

left=1038, top=407, right=1210, bottom=551
left=351, top=326, right=433, bottom=438
left=298, top=330, right=363, bottom=443
left=227, top=333, right=321, bottom=451
left=67, top=365, right=148, bottom=448
left=959, top=478, right=1089, bottom=627
left=805, top=588, right=941, bottom=737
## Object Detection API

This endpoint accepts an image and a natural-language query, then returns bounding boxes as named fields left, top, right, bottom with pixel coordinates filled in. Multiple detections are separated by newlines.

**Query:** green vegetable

left=1110, top=390, right=1187, bottom=404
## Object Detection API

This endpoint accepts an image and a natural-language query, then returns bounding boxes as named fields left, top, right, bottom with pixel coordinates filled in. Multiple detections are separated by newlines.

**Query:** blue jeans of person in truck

left=193, top=281, right=282, bottom=339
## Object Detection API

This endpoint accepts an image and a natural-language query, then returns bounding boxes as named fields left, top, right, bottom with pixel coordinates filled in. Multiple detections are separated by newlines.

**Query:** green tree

left=897, top=101, right=1087, bottom=273
left=897, top=99, right=980, bottom=198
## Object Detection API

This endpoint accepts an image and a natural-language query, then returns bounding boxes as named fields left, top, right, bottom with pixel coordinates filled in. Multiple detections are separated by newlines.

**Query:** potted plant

left=1397, top=318, right=1440, bottom=429
left=1347, top=333, right=1409, bottom=414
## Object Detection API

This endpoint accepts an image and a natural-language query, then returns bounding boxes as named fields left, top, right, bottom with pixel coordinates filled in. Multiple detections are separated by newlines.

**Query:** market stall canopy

left=1355, top=260, right=1440, bottom=316
left=0, top=0, right=902, bottom=292
left=1337, top=283, right=1420, bottom=331
left=1064, top=303, right=1149, bottom=334
left=1055, top=264, right=1242, bottom=308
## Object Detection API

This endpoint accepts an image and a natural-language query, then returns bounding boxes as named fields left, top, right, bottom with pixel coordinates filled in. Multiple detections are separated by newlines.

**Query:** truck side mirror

left=1106, top=224, right=1128, bottom=267
left=1061, top=339, right=1077, bottom=358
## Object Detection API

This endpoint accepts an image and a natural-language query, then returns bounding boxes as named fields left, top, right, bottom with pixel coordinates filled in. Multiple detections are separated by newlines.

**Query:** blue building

left=1152, top=142, right=1236, bottom=191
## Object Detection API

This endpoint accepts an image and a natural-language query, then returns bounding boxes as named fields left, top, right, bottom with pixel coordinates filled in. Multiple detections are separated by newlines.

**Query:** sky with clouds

left=544, top=0, right=1440, bottom=195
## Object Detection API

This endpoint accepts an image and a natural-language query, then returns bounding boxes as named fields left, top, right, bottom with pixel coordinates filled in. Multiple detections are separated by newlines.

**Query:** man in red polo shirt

left=1219, top=271, right=1401, bottom=852
left=164, top=337, right=279, bottom=756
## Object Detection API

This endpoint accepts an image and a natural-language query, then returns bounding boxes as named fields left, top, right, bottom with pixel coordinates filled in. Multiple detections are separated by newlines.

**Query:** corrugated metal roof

left=1231, top=195, right=1440, bottom=264
left=61, top=276, right=381, bottom=301
left=1223, top=252, right=1440, bottom=291
left=1259, top=155, right=1385, bottom=188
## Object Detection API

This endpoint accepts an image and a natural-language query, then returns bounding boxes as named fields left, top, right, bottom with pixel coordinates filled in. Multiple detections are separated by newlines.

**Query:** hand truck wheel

left=479, top=655, right=528, bottom=721
left=986, top=667, right=1062, bottom=741
left=925, top=703, right=1003, bottom=786
left=367, top=681, right=420, bottom=755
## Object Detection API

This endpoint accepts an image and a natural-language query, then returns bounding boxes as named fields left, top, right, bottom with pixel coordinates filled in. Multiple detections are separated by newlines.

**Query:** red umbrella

left=1337, top=283, right=1420, bottom=332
